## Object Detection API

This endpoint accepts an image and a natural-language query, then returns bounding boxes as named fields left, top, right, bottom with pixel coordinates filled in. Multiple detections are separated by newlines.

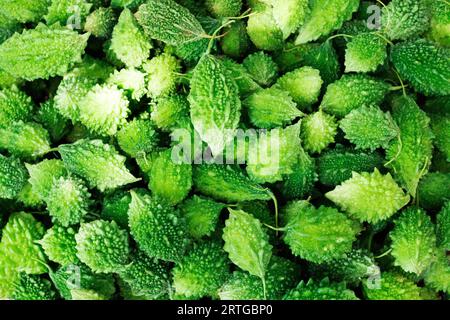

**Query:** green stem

left=374, top=32, right=394, bottom=46
left=263, top=223, right=284, bottom=232
left=326, top=33, right=353, bottom=42
left=392, top=68, right=407, bottom=97
left=414, top=157, right=430, bottom=201
left=45, top=147, right=60, bottom=155
left=205, top=20, right=236, bottom=55
left=389, top=85, right=409, bottom=91
left=267, top=190, right=279, bottom=235
left=227, top=8, right=254, bottom=20
left=262, top=277, right=267, bottom=300
left=375, top=0, right=387, bottom=9
left=375, top=248, right=392, bottom=259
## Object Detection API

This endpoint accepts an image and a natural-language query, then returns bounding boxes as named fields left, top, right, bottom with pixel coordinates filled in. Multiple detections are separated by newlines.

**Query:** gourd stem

left=326, top=33, right=353, bottom=42
left=392, top=68, right=407, bottom=97
left=205, top=20, right=236, bottom=55
left=262, top=277, right=267, bottom=300
left=374, top=32, right=394, bottom=46
left=384, top=126, right=402, bottom=168
left=263, top=223, right=284, bottom=232
left=45, top=147, right=60, bottom=154
left=227, top=8, right=254, bottom=20
left=374, top=248, right=392, bottom=259
left=389, top=85, right=409, bottom=91
left=375, top=0, right=388, bottom=9
left=267, top=190, right=279, bottom=236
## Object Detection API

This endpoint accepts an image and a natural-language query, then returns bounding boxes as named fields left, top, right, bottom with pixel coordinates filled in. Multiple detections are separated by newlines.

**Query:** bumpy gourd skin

left=0, top=0, right=447, bottom=303
left=128, top=191, right=189, bottom=262
left=424, top=250, right=450, bottom=294
left=180, top=195, right=225, bottom=239
left=243, top=51, right=278, bottom=87
left=172, top=241, right=230, bottom=299
left=143, top=53, right=181, bottom=98
left=151, top=94, right=190, bottom=132
left=17, top=182, right=44, bottom=208
left=223, top=209, right=272, bottom=281
left=275, top=66, right=323, bottom=109
left=309, top=249, right=379, bottom=285
left=59, top=139, right=139, bottom=192
left=12, top=273, right=55, bottom=300
left=340, top=105, right=398, bottom=151
left=268, top=0, right=309, bottom=39
left=247, top=123, right=302, bottom=183
left=44, top=0, right=92, bottom=26
left=301, top=110, right=337, bottom=154
left=283, top=202, right=360, bottom=263
left=436, top=202, right=450, bottom=250
left=205, top=0, right=242, bottom=18
left=189, top=54, right=241, bottom=157
left=110, top=9, right=151, bottom=68
left=0, top=155, right=28, bottom=199
left=246, top=3, right=284, bottom=51
left=363, top=272, right=422, bottom=300
left=78, top=84, right=130, bottom=136
left=0, top=13, right=20, bottom=45
left=326, top=169, right=410, bottom=223
left=0, top=0, right=49, bottom=23
left=0, top=24, right=89, bottom=80
left=219, top=256, right=300, bottom=300
left=277, top=146, right=317, bottom=200
left=25, top=159, right=67, bottom=201
left=75, top=220, right=130, bottom=273
left=120, top=250, right=170, bottom=299
left=54, top=57, right=114, bottom=122
left=193, top=164, right=272, bottom=203
left=427, top=1, right=450, bottom=47
left=317, top=147, right=384, bottom=186
left=429, top=112, right=450, bottom=162
left=45, top=176, right=91, bottom=227
left=107, top=68, right=147, bottom=101
left=380, top=0, right=430, bottom=41
left=386, top=96, right=434, bottom=197
left=295, top=0, right=360, bottom=44
left=149, top=149, right=192, bottom=205
left=244, top=87, right=302, bottom=129
left=0, top=86, right=34, bottom=127
left=84, top=7, right=116, bottom=39
left=135, top=0, right=205, bottom=46
left=391, top=39, right=450, bottom=96
left=274, top=41, right=341, bottom=85
left=320, top=75, right=390, bottom=117
left=50, top=263, right=116, bottom=300
left=39, top=225, right=79, bottom=266
left=36, top=100, right=69, bottom=142
left=221, top=58, right=261, bottom=97
left=174, top=16, right=221, bottom=63
left=418, top=172, right=450, bottom=210
left=101, top=190, right=134, bottom=229
left=0, top=213, right=47, bottom=274
left=0, top=121, right=51, bottom=159
left=345, top=33, right=387, bottom=73
left=284, top=278, right=358, bottom=300
left=220, top=20, right=250, bottom=59
left=117, top=118, right=159, bottom=158
left=390, top=207, right=437, bottom=276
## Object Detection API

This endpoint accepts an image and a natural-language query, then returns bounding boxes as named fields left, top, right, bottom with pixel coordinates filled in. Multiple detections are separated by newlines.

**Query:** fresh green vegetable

left=0, top=0, right=448, bottom=302
left=326, top=169, right=410, bottom=223
left=0, top=24, right=89, bottom=80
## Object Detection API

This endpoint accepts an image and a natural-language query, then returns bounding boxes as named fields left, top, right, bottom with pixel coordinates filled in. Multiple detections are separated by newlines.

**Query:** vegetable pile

left=0, top=0, right=449, bottom=300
